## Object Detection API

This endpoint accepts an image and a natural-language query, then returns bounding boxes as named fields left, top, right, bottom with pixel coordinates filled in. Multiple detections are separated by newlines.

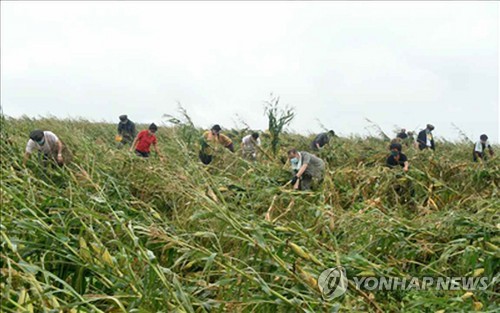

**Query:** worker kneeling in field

left=288, top=148, right=325, bottom=191
left=23, top=130, right=71, bottom=167
left=130, top=123, right=164, bottom=160
left=473, top=134, right=494, bottom=162
left=386, top=143, right=409, bottom=172
left=310, top=130, right=335, bottom=151
left=241, top=132, right=261, bottom=160
left=199, top=124, right=234, bottom=165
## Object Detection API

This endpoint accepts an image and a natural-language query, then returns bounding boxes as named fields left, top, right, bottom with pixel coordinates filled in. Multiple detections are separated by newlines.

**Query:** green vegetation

left=1, top=116, right=498, bottom=312
left=264, top=95, right=295, bottom=157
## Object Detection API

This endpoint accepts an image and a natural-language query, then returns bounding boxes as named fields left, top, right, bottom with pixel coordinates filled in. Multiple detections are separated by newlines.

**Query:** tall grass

left=1, top=116, right=498, bottom=312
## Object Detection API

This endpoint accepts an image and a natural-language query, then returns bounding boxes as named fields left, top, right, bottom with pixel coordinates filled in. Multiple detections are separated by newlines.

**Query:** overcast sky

left=1, top=1, right=498, bottom=142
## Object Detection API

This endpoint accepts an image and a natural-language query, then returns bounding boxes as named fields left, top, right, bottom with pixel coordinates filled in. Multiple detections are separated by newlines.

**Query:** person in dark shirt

left=397, top=128, right=408, bottom=140
left=386, top=143, right=409, bottom=172
left=310, top=130, right=335, bottom=151
left=117, top=115, right=137, bottom=148
left=417, top=124, right=435, bottom=150
left=473, top=134, right=494, bottom=162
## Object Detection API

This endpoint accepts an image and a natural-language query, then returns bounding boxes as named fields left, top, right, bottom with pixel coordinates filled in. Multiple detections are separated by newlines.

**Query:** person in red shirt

left=130, top=123, right=164, bottom=160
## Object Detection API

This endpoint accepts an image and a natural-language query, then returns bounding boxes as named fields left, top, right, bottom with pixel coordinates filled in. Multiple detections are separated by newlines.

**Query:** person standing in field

left=116, top=115, right=136, bottom=148
left=386, top=143, right=409, bottom=172
left=130, top=123, right=164, bottom=160
left=417, top=124, right=435, bottom=150
left=397, top=129, right=408, bottom=140
left=199, top=124, right=234, bottom=165
left=23, top=130, right=71, bottom=166
left=241, top=132, right=261, bottom=160
left=473, top=134, right=494, bottom=162
left=287, top=148, right=325, bottom=191
left=310, top=130, right=335, bottom=151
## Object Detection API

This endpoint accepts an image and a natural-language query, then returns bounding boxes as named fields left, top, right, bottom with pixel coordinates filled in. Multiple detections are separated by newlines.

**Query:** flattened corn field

left=1, top=117, right=499, bottom=312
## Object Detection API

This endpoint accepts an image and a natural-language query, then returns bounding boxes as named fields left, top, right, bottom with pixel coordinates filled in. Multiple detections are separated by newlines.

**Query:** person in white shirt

left=473, top=134, right=494, bottom=162
left=241, top=133, right=261, bottom=160
left=417, top=124, right=435, bottom=150
left=23, top=130, right=66, bottom=166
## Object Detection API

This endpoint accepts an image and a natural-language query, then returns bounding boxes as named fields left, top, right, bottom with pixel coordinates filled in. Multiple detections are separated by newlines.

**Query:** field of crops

left=1, top=115, right=499, bottom=312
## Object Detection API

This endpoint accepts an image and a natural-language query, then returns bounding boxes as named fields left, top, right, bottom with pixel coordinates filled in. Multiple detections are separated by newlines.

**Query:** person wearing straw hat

left=287, top=148, right=325, bottom=191
left=116, top=114, right=136, bottom=148
left=199, top=124, right=234, bottom=165
left=23, top=130, right=71, bottom=167
left=417, top=124, right=435, bottom=150
left=473, top=134, right=494, bottom=162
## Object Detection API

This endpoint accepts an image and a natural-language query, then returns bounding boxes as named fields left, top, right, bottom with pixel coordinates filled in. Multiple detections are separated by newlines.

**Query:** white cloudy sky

left=1, top=1, right=498, bottom=142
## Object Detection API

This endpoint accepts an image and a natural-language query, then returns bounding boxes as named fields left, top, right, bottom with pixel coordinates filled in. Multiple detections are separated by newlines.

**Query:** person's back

left=26, top=131, right=59, bottom=155
left=287, top=148, right=325, bottom=190
left=199, top=124, right=234, bottom=165
left=241, top=133, right=261, bottom=160
left=310, top=131, right=334, bottom=151
left=24, top=130, right=72, bottom=166
left=300, top=151, right=325, bottom=176
left=397, top=129, right=408, bottom=140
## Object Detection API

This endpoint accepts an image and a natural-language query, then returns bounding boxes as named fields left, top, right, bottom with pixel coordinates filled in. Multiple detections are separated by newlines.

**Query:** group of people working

left=22, top=116, right=494, bottom=192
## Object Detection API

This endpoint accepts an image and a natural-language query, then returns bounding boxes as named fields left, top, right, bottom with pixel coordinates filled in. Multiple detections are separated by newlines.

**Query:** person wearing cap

left=117, top=115, right=136, bottom=148
left=130, top=123, right=164, bottom=160
left=417, top=124, right=435, bottom=150
left=287, top=148, right=325, bottom=191
left=386, top=143, right=409, bottom=172
left=199, top=124, right=234, bottom=165
left=310, top=130, right=335, bottom=151
left=241, top=132, right=261, bottom=160
left=396, top=129, right=408, bottom=140
left=23, top=130, right=70, bottom=166
left=473, top=134, right=494, bottom=162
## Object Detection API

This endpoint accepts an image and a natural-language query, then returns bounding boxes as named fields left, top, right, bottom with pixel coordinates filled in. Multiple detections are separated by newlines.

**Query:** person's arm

left=220, top=134, right=234, bottom=152
left=403, top=161, right=409, bottom=172
left=129, top=134, right=139, bottom=152
left=291, top=163, right=309, bottom=189
left=23, top=152, right=31, bottom=166
left=475, top=151, right=482, bottom=159
left=316, top=142, right=321, bottom=149
left=416, top=131, right=425, bottom=145
left=56, top=140, right=63, bottom=163
left=117, top=123, right=122, bottom=135
left=153, top=142, right=165, bottom=161
left=488, top=145, right=494, bottom=157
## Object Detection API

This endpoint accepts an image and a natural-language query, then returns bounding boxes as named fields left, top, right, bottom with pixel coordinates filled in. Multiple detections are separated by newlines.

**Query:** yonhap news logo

left=318, top=266, right=494, bottom=300
left=317, top=266, right=348, bottom=300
